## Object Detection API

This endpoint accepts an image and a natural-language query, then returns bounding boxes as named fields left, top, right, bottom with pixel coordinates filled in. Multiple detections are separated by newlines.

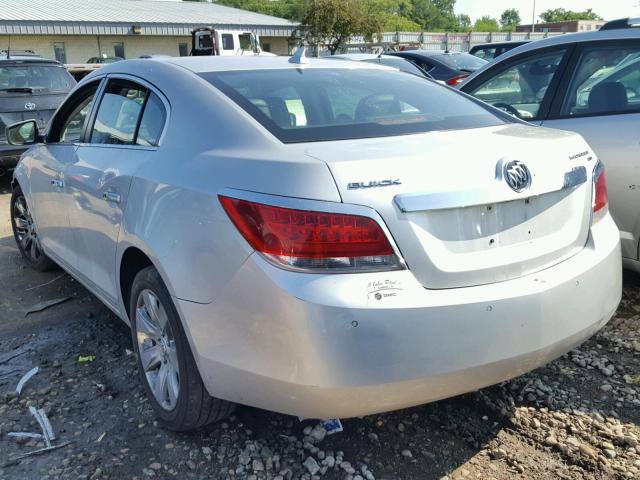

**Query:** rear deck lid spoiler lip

left=394, top=166, right=587, bottom=213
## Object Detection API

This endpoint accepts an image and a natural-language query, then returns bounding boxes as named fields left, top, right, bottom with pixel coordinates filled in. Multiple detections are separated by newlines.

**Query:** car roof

left=462, top=28, right=640, bottom=85
left=331, top=53, right=400, bottom=61
left=0, top=56, right=60, bottom=64
left=471, top=40, right=530, bottom=48
left=97, top=55, right=395, bottom=75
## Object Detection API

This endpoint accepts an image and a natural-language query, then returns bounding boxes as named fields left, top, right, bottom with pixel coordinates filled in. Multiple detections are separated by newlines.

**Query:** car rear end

left=0, top=57, right=75, bottom=170
left=178, top=61, right=621, bottom=419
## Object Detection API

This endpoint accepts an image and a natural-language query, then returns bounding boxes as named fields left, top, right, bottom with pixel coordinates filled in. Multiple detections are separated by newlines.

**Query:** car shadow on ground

left=0, top=173, right=12, bottom=194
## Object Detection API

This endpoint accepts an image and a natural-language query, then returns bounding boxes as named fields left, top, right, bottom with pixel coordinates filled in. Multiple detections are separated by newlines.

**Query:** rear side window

left=201, top=68, right=505, bottom=143
left=91, top=80, right=146, bottom=144
left=136, top=92, right=166, bottom=146
left=560, top=45, right=640, bottom=117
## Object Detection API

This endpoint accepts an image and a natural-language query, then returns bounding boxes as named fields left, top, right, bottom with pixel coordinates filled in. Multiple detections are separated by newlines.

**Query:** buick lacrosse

left=8, top=53, right=621, bottom=430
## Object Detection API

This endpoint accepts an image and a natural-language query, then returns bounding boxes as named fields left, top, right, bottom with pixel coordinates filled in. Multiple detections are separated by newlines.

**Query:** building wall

left=517, top=20, right=606, bottom=33
left=0, top=33, right=290, bottom=62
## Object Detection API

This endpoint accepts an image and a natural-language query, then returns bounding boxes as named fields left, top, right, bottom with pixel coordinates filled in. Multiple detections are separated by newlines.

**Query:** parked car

left=86, top=56, right=123, bottom=64
left=459, top=17, right=640, bottom=271
left=389, top=50, right=487, bottom=85
left=8, top=54, right=621, bottom=430
left=469, top=41, right=531, bottom=61
left=0, top=52, right=75, bottom=172
left=331, top=53, right=435, bottom=79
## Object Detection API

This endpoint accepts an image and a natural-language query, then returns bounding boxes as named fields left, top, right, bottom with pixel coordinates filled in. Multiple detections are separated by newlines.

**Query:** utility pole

left=531, top=0, right=536, bottom=33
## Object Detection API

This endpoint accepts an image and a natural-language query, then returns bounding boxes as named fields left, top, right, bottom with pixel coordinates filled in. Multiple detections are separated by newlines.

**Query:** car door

left=543, top=40, right=640, bottom=262
left=462, top=46, right=572, bottom=123
left=27, top=80, right=101, bottom=266
left=64, top=76, right=167, bottom=305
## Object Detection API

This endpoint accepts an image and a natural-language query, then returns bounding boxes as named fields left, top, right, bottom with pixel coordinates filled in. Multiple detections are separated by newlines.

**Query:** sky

left=454, top=0, right=638, bottom=23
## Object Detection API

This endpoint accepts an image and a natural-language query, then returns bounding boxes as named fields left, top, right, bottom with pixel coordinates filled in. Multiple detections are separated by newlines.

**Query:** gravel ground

left=0, top=174, right=639, bottom=480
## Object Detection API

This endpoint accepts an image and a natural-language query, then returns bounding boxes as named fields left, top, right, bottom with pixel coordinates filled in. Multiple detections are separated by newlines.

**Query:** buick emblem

left=24, top=102, right=36, bottom=111
left=503, top=160, right=531, bottom=192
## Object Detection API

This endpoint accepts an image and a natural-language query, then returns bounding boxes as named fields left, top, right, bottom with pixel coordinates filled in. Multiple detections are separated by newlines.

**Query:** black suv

left=0, top=51, right=75, bottom=171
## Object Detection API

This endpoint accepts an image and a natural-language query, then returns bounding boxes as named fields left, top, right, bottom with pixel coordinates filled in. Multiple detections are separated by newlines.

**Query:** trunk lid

left=0, top=92, right=66, bottom=142
left=305, top=124, right=595, bottom=289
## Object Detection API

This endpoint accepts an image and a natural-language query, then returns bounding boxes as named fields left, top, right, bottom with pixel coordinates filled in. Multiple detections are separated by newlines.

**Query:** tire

left=10, top=185, right=57, bottom=272
left=129, top=266, right=235, bottom=430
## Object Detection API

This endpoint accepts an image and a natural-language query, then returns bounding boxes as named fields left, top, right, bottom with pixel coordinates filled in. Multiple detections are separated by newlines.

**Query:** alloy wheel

left=135, top=289, right=180, bottom=411
left=13, top=195, right=43, bottom=262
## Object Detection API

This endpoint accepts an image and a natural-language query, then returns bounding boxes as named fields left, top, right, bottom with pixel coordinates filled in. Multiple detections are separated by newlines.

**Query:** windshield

left=201, top=68, right=505, bottom=143
left=0, top=64, right=74, bottom=93
left=435, top=53, right=487, bottom=72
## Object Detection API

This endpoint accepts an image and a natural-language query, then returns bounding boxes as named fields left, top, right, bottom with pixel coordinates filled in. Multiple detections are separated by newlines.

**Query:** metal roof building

left=0, top=0, right=297, bottom=61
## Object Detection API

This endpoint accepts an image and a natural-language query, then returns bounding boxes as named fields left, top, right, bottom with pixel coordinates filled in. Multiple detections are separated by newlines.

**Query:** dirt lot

left=1, top=174, right=640, bottom=480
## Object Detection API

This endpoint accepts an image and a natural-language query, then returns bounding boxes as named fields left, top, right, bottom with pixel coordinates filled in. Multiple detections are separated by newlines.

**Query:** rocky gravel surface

left=1, top=176, right=639, bottom=479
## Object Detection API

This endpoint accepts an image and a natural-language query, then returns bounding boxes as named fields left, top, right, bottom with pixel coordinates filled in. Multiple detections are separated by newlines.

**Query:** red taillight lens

left=219, top=196, right=402, bottom=272
left=446, top=74, right=468, bottom=86
left=593, top=161, right=608, bottom=216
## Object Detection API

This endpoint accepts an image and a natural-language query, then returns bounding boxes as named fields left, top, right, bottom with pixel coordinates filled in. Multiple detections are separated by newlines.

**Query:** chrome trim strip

left=394, top=166, right=587, bottom=213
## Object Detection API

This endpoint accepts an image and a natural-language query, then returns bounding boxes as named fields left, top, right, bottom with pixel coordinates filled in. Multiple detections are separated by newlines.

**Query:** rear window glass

left=435, top=54, right=487, bottom=72
left=201, top=68, right=505, bottom=143
left=0, top=64, right=74, bottom=93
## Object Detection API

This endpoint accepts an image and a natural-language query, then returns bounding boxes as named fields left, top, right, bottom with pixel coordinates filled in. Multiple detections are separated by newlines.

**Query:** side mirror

left=6, top=120, right=39, bottom=146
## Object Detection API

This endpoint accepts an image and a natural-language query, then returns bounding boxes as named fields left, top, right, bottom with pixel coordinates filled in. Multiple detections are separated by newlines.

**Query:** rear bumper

left=175, top=214, right=622, bottom=419
left=0, top=143, right=27, bottom=168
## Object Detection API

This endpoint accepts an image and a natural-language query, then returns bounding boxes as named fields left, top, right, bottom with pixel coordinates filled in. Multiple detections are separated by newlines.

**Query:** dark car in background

left=86, top=56, right=123, bottom=64
left=330, top=53, right=435, bottom=79
left=0, top=52, right=75, bottom=171
left=390, top=50, right=487, bottom=85
left=469, top=41, right=531, bottom=61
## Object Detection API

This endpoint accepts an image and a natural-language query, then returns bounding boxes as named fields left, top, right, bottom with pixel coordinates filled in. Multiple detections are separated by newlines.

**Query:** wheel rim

left=135, top=289, right=180, bottom=411
left=13, top=195, right=43, bottom=262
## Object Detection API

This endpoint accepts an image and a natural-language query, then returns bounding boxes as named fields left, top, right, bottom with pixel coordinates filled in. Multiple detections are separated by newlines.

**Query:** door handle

left=103, top=191, right=121, bottom=204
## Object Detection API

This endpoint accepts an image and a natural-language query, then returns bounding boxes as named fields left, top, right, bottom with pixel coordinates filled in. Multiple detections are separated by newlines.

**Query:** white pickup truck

left=191, top=28, right=276, bottom=57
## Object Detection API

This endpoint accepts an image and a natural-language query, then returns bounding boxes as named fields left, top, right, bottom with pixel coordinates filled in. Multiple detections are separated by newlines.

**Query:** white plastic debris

left=7, top=432, right=44, bottom=440
left=16, top=366, right=39, bottom=395
left=29, top=406, right=55, bottom=447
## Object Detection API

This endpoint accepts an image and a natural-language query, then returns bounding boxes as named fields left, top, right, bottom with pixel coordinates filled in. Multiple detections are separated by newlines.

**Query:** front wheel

left=129, top=266, right=235, bottom=430
left=10, top=185, right=57, bottom=272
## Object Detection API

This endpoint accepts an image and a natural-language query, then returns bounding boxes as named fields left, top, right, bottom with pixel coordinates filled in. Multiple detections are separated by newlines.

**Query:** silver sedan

left=7, top=54, right=621, bottom=430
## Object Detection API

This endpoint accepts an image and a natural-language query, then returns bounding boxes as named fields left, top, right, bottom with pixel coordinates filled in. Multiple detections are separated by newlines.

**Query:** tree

left=473, top=16, right=500, bottom=32
left=457, top=14, right=471, bottom=30
left=539, top=8, right=602, bottom=22
left=296, top=0, right=384, bottom=54
left=215, top=0, right=308, bottom=21
left=500, top=8, right=521, bottom=31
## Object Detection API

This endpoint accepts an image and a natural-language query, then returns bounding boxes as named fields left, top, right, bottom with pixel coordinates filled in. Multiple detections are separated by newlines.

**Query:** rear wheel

left=10, top=185, right=57, bottom=272
left=129, top=266, right=235, bottom=430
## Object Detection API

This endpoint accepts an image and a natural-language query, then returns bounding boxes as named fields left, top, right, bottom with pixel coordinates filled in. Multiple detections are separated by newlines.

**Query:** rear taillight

left=592, top=161, right=608, bottom=220
left=219, top=196, right=403, bottom=272
left=446, top=74, right=468, bottom=86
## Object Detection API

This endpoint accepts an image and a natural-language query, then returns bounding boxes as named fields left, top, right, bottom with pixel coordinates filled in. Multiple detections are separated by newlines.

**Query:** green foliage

left=500, top=8, right=521, bottom=31
left=214, top=0, right=308, bottom=21
left=473, top=16, right=500, bottom=32
left=539, top=8, right=602, bottom=23
left=457, top=14, right=471, bottom=30
left=296, top=0, right=385, bottom=54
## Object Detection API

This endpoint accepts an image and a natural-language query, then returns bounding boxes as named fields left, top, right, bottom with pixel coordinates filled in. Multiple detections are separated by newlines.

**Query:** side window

left=470, top=49, right=566, bottom=120
left=51, top=82, right=100, bottom=143
left=221, top=34, right=234, bottom=51
left=90, top=80, right=146, bottom=145
left=560, top=45, right=640, bottom=117
left=136, top=92, right=166, bottom=146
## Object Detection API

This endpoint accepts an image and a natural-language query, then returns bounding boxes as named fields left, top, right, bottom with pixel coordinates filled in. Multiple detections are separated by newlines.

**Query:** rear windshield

left=363, top=57, right=426, bottom=77
left=201, top=68, right=505, bottom=143
left=0, top=64, right=74, bottom=93
left=435, top=53, right=487, bottom=72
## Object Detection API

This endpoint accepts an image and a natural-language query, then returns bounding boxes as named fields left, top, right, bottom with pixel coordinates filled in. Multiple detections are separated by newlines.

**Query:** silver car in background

left=460, top=18, right=640, bottom=272
left=8, top=55, right=621, bottom=430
